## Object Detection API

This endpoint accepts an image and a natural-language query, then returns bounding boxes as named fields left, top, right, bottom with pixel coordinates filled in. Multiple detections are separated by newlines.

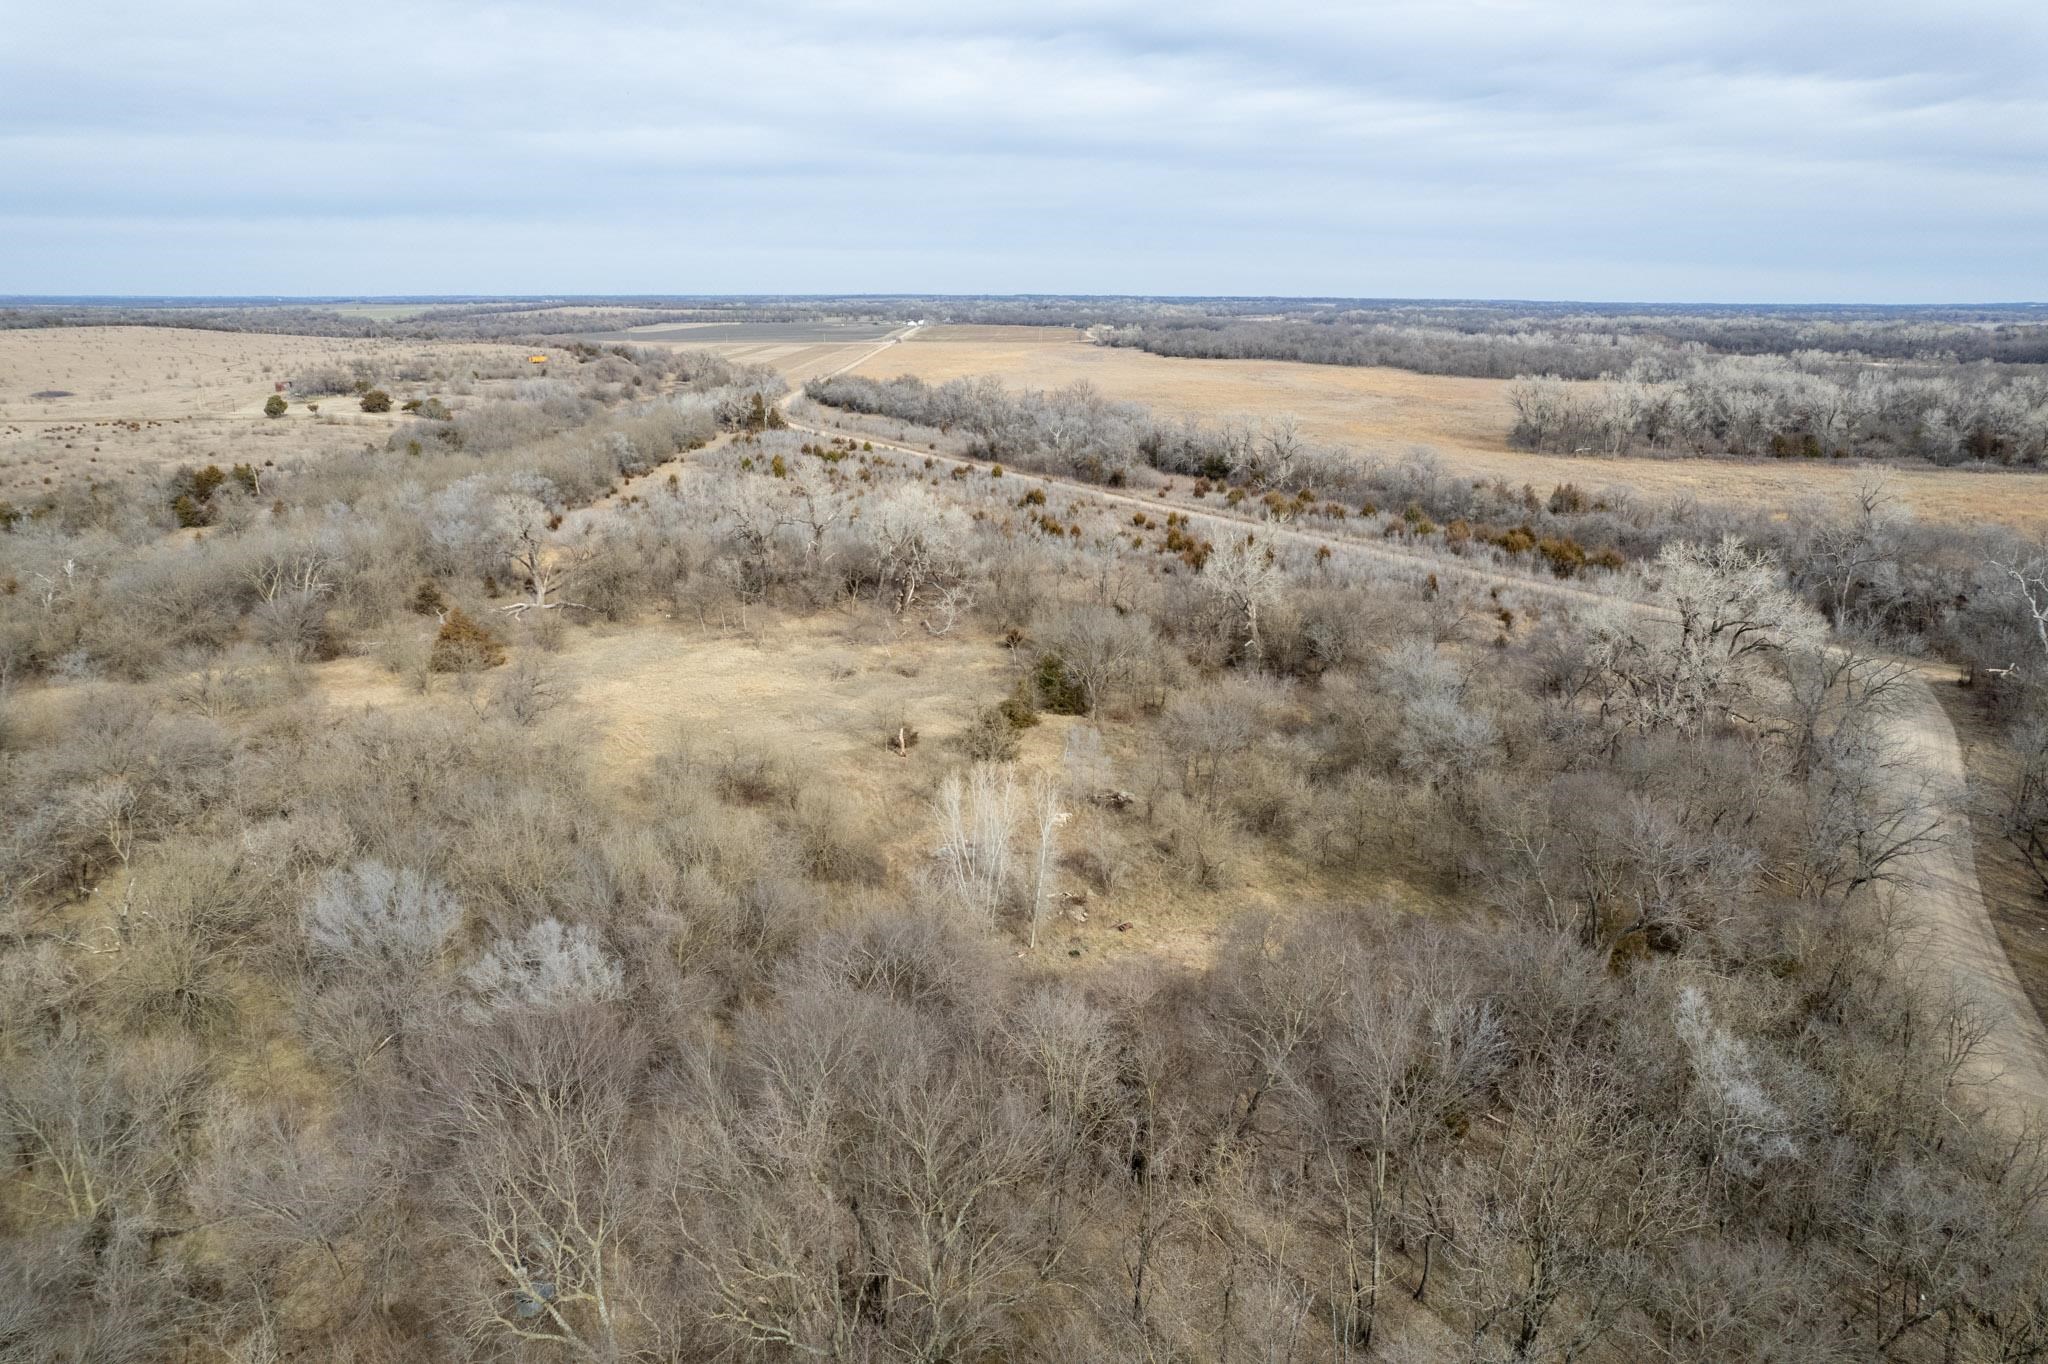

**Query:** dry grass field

left=845, top=325, right=2048, bottom=532
left=582, top=320, right=903, bottom=385
left=703, top=341, right=894, bottom=383
left=321, top=611, right=1007, bottom=777
left=308, top=605, right=1389, bottom=971
left=0, top=327, right=554, bottom=499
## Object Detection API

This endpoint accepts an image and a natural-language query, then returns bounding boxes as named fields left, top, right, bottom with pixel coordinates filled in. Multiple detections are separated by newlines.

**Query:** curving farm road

left=1881, top=675, right=2048, bottom=1117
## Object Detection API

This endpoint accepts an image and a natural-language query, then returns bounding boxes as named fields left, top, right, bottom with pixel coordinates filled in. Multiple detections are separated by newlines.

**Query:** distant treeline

left=1507, top=354, right=2048, bottom=466
left=1079, top=307, right=2048, bottom=465
left=1098, top=307, right=2048, bottom=374
left=0, top=302, right=837, bottom=343
left=10, top=297, right=2048, bottom=367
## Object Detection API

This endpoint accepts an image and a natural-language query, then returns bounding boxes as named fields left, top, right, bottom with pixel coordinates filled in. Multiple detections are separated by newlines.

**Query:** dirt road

left=807, top=327, right=913, bottom=384
left=1883, top=674, right=2048, bottom=1116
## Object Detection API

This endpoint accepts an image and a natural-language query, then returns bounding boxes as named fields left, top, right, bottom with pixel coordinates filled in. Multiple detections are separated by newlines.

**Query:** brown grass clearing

left=306, top=604, right=1443, bottom=971
left=851, top=325, right=2048, bottom=532
left=319, top=609, right=1004, bottom=771
left=317, top=609, right=1015, bottom=900
left=0, top=326, right=553, bottom=498
left=0, top=326, right=544, bottom=422
left=611, top=334, right=903, bottom=385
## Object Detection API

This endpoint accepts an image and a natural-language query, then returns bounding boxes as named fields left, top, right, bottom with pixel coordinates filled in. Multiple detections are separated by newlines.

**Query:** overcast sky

left=3, top=0, right=2043, bottom=301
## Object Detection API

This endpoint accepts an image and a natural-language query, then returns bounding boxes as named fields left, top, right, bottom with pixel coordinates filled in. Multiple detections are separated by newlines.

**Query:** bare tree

left=932, top=765, right=1018, bottom=929
left=1672, top=984, right=1799, bottom=1181
left=1805, top=474, right=1903, bottom=630
left=1201, top=534, right=1283, bottom=663
left=1210, top=915, right=1350, bottom=1142
left=775, top=484, right=850, bottom=570
left=1783, top=644, right=1912, bottom=775
left=864, top=486, right=969, bottom=614
left=248, top=548, right=337, bottom=662
left=0, top=1033, right=206, bottom=1224
left=1026, top=774, right=1065, bottom=950
left=427, top=1010, right=647, bottom=1362
left=303, top=859, right=461, bottom=976
left=1382, top=642, right=1499, bottom=797
left=1994, top=544, right=2048, bottom=667
left=463, top=918, right=625, bottom=1014
left=1446, top=1056, right=1699, bottom=1363
left=499, top=499, right=596, bottom=615
left=1588, top=537, right=1825, bottom=736
left=1313, top=932, right=1508, bottom=1347
left=1251, top=414, right=1307, bottom=488
left=1796, top=716, right=1948, bottom=902
left=1044, top=604, right=1156, bottom=714
left=1998, top=717, right=2048, bottom=894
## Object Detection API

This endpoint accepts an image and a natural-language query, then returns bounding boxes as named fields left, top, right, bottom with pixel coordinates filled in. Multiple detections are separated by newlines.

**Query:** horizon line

left=4, top=293, right=2046, bottom=311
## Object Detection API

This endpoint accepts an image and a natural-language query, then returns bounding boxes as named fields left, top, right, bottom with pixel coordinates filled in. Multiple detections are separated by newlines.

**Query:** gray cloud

left=3, top=0, right=2042, bottom=299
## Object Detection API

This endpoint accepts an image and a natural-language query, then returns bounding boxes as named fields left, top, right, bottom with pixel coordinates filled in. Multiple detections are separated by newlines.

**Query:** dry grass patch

left=318, top=611, right=1014, bottom=873
left=312, top=606, right=1451, bottom=971
left=0, top=326, right=552, bottom=497
left=609, top=334, right=901, bottom=385
left=324, top=612, right=1004, bottom=767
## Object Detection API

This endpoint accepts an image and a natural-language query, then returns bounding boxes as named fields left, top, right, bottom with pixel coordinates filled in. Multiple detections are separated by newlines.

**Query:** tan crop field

left=848, top=325, right=2048, bottom=531
left=0, top=326, right=561, bottom=499
left=592, top=326, right=901, bottom=385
